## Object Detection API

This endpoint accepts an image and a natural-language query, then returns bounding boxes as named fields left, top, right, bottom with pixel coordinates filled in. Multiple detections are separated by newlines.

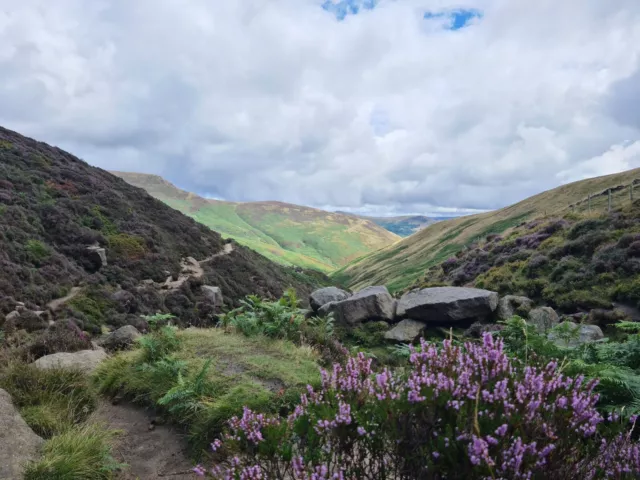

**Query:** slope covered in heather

left=0, top=126, right=322, bottom=333
left=111, top=171, right=400, bottom=273
left=333, top=168, right=640, bottom=293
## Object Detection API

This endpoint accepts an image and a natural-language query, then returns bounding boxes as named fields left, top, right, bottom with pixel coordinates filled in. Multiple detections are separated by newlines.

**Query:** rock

left=497, top=295, right=534, bottom=320
left=527, top=307, right=559, bottom=333
left=100, top=325, right=141, bottom=351
left=464, top=321, right=504, bottom=338
left=6, top=310, right=48, bottom=333
left=34, top=348, right=108, bottom=374
left=0, top=389, right=44, bottom=479
left=111, top=290, right=137, bottom=314
left=309, top=287, right=351, bottom=312
left=327, top=286, right=396, bottom=326
left=86, top=244, right=107, bottom=269
left=384, top=319, right=426, bottom=342
left=4, top=311, right=19, bottom=323
left=396, top=287, right=499, bottom=325
left=201, top=286, right=223, bottom=307
left=318, top=301, right=337, bottom=318
left=548, top=322, right=604, bottom=347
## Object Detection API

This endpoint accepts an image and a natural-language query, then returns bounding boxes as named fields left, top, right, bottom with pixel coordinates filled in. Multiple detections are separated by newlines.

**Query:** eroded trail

left=93, top=402, right=196, bottom=479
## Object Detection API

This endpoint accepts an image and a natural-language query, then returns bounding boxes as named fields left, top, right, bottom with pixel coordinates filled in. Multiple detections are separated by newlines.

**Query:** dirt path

left=93, top=402, right=196, bottom=479
left=162, top=243, right=235, bottom=290
left=199, top=242, right=234, bottom=265
left=47, top=286, right=82, bottom=312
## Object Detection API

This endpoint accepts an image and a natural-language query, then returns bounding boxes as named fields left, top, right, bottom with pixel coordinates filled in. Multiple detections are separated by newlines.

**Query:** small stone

left=384, top=319, right=426, bottom=342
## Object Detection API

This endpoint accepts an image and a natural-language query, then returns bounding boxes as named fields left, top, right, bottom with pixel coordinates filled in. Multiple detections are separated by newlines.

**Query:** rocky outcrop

left=528, top=307, right=559, bottom=333
left=396, top=287, right=498, bottom=325
left=384, top=319, right=426, bottom=342
left=0, top=389, right=43, bottom=479
left=309, top=287, right=350, bottom=312
left=322, top=286, right=395, bottom=326
left=86, top=244, right=107, bottom=269
left=34, top=348, right=108, bottom=374
left=100, top=325, right=141, bottom=351
left=497, top=295, right=534, bottom=320
left=548, top=322, right=604, bottom=347
left=201, top=286, right=224, bottom=308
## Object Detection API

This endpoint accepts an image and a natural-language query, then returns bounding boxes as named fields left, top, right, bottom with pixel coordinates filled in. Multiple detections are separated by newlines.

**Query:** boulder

left=86, top=244, right=107, bottom=269
left=384, top=319, right=426, bottom=343
left=527, top=307, right=559, bottom=333
left=111, top=290, right=137, bottom=314
left=201, top=286, right=224, bottom=308
left=4, top=310, right=19, bottom=323
left=318, top=301, right=337, bottom=318
left=464, top=321, right=504, bottom=338
left=0, top=389, right=44, bottom=479
left=34, top=348, right=108, bottom=374
left=396, top=287, right=499, bottom=325
left=326, top=286, right=396, bottom=327
left=309, top=287, right=350, bottom=312
left=548, top=321, right=604, bottom=348
left=497, top=295, right=533, bottom=320
left=100, top=325, right=141, bottom=351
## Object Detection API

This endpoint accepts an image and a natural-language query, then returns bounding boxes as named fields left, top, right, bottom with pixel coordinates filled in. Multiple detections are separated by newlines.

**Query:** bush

left=196, top=335, right=640, bottom=479
left=106, top=233, right=147, bottom=260
left=138, top=325, right=182, bottom=363
left=25, top=239, right=50, bottom=265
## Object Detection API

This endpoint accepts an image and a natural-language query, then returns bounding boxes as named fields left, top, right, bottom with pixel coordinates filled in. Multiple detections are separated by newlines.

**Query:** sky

left=1, top=1, right=640, bottom=217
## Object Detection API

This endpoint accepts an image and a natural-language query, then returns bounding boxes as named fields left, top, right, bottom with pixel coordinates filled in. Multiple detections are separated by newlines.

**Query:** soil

left=93, top=401, right=197, bottom=479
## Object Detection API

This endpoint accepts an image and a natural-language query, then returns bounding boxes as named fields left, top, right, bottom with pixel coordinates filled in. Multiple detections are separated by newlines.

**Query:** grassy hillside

left=334, top=168, right=640, bottom=293
left=112, top=172, right=400, bottom=272
left=337, top=212, right=445, bottom=237
left=0, top=126, right=321, bottom=334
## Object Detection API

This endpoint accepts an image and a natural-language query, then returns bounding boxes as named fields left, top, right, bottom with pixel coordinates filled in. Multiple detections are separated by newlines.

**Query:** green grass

left=24, top=423, right=120, bottom=480
left=94, top=328, right=321, bottom=455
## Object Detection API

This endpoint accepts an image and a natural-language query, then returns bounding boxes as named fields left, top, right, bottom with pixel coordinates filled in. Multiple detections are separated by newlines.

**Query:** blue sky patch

left=322, top=0, right=379, bottom=20
left=424, top=8, right=483, bottom=30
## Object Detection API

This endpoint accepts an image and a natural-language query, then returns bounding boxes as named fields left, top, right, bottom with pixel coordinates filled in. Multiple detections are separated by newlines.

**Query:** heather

left=196, top=334, right=640, bottom=479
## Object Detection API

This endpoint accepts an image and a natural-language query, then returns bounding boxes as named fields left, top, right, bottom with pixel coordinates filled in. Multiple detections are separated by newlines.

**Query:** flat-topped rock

left=396, top=287, right=499, bottom=325
left=34, top=348, right=108, bottom=374
left=384, top=319, right=426, bottom=343
left=100, top=325, right=141, bottom=351
left=309, top=287, right=350, bottom=311
left=324, top=286, right=395, bottom=326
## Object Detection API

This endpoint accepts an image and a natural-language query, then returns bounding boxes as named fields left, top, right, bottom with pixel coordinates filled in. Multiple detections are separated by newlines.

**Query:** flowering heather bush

left=195, top=335, right=640, bottom=479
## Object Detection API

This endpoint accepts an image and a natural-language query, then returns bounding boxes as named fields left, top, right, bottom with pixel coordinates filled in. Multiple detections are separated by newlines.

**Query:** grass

left=24, top=423, right=120, bottom=480
left=335, top=167, right=640, bottom=292
left=94, top=327, right=321, bottom=455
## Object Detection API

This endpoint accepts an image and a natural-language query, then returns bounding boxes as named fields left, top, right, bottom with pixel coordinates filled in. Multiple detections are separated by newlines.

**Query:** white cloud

left=1, top=0, right=640, bottom=215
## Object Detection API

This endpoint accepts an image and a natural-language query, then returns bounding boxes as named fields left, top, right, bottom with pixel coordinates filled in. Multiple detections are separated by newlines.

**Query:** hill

left=333, top=168, right=640, bottom=293
left=0, top=126, right=322, bottom=334
left=111, top=172, right=400, bottom=272
left=336, top=212, right=445, bottom=237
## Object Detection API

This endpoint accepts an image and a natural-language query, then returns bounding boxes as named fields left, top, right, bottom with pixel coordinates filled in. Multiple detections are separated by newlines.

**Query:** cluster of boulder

left=308, top=286, right=604, bottom=346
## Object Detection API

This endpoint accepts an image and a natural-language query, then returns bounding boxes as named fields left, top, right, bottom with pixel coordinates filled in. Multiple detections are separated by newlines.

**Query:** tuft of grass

left=23, top=423, right=120, bottom=480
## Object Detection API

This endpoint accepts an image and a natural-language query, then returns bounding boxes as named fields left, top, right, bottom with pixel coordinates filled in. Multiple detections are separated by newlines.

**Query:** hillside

left=111, top=172, right=400, bottom=272
left=333, top=168, right=640, bottom=293
left=0, top=126, right=322, bottom=333
left=336, top=212, right=445, bottom=237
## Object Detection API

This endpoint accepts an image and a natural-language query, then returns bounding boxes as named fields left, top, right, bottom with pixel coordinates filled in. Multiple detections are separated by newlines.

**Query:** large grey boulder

left=325, top=286, right=396, bottom=326
left=0, top=389, right=43, bottom=479
left=112, top=290, right=137, bottom=314
left=396, top=287, right=499, bottom=325
left=548, top=322, right=604, bottom=348
left=309, top=287, right=350, bottom=312
left=100, top=325, right=141, bottom=351
left=384, top=319, right=426, bottom=343
left=528, top=307, right=559, bottom=333
left=34, top=348, right=107, bottom=374
left=201, top=286, right=223, bottom=307
left=86, top=244, right=107, bottom=269
left=497, top=295, right=534, bottom=320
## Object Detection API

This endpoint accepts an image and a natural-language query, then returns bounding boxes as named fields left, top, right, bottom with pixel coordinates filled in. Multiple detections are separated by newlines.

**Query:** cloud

left=0, top=0, right=640, bottom=216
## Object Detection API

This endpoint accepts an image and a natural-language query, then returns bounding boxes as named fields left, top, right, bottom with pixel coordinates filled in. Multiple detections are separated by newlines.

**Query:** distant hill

left=111, top=172, right=400, bottom=273
left=337, top=212, right=454, bottom=237
left=333, top=168, right=640, bottom=293
left=0, top=126, right=322, bottom=332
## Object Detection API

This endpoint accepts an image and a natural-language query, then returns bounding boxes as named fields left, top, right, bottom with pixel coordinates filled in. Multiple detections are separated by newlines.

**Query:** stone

left=34, top=348, right=108, bottom=374
left=309, top=287, right=351, bottom=312
left=0, top=389, right=44, bottom=479
left=111, top=290, right=137, bottom=314
left=326, top=286, right=396, bottom=327
left=548, top=321, right=604, bottom=348
left=527, top=307, right=559, bottom=333
left=100, top=325, right=141, bottom=351
left=464, top=321, right=504, bottom=338
left=6, top=310, right=48, bottom=333
left=86, top=244, right=107, bottom=269
left=497, top=295, right=534, bottom=320
left=4, top=311, right=19, bottom=323
left=396, top=287, right=499, bottom=325
left=384, top=319, right=426, bottom=342
left=201, top=286, right=224, bottom=307
left=318, top=301, right=337, bottom=318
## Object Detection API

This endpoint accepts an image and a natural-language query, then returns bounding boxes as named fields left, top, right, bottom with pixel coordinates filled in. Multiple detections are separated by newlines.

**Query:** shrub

left=25, top=239, right=50, bottom=265
left=196, top=335, right=640, bottom=479
left=106, top=233, right=147, bottom=260
left=138, top=325, right=182, bottom=363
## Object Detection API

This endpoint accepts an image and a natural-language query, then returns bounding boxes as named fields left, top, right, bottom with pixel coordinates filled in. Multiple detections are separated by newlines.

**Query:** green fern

left=157, top=360, right=215, bottom=421
left=614, top=321, right=640, bottom=334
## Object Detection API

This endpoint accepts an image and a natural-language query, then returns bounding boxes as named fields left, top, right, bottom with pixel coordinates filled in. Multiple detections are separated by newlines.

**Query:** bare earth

left=93, top=401, right=196, bottom=479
